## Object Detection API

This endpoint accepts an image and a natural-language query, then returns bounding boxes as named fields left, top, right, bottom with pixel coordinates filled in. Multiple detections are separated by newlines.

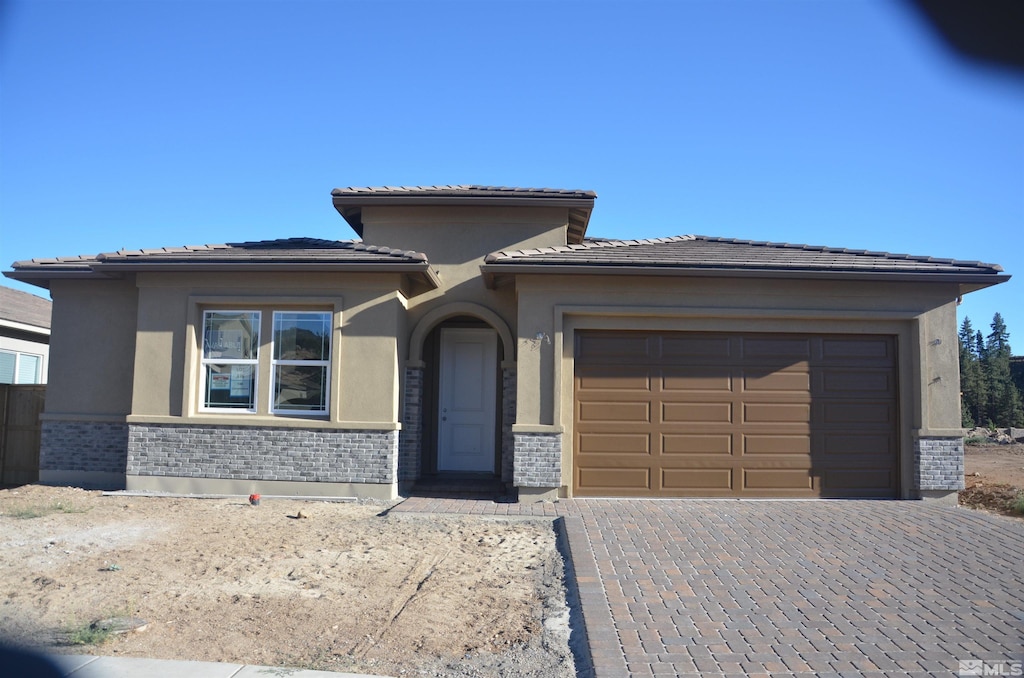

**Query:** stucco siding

left=44, top=278, right=138, bottom=416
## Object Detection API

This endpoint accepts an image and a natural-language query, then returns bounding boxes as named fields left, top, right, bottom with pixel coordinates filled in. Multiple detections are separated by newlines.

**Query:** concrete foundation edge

left=39, top=470, right=126, bottom=490
left=918, top=489, right=959, bottom=505
left=126, top=475, right=397, bottom=501
left=517, top=486, right=559, bottom=503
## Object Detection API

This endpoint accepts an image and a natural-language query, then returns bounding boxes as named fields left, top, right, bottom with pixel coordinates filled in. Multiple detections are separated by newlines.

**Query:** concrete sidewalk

left=47, top=654, right=393, bottom=678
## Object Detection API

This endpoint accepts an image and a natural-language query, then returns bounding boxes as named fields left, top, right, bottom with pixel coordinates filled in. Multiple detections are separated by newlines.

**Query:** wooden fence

left=0, top=384, right=46, bottom=485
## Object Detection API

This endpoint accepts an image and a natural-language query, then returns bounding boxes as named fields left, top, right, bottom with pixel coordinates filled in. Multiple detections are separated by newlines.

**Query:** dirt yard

left=961, top=442, right=1024, bottom=519
left=0, top=486, right=575, bottom=677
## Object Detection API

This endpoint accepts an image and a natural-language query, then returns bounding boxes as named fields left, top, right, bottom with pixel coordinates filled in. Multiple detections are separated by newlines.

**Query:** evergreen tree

left=974, top=329, right=991, bottom=425
left=958, top=318, right=981, bottom=427
left=984, top=313, right=1024, bottom=427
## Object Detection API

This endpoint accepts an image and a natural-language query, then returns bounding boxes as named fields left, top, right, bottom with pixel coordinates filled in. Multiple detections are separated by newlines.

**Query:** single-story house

left=4, top=185, right=1009, bottom=502
left=0, top=285, right=51, bottom=384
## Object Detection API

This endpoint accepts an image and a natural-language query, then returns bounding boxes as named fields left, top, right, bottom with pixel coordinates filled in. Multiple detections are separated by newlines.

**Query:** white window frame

left=200, top=310, right=261, bottom=413
left=270, top=311, right=332, bottom=416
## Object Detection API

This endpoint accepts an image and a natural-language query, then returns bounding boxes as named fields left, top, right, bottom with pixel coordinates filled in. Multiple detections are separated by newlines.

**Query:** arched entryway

left=400, top=303, right=515, bottom=494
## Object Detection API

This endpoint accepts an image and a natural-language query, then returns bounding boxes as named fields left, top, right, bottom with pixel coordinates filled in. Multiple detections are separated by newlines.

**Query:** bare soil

left=960, top=442, right=1024, bottom=519
left=0, top=486, right=575, bottom=677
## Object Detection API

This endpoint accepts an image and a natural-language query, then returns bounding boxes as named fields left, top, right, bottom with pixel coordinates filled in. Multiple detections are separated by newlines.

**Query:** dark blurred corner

left=907, top=0, right=1024, bottom=72
left=0, top=645, right=64, bottom=678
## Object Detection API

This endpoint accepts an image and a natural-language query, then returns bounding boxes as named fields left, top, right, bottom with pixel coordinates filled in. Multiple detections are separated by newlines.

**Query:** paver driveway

left=567, top=500, right=1024, bottom=677
left=393, top=497, right=1024, bottom=677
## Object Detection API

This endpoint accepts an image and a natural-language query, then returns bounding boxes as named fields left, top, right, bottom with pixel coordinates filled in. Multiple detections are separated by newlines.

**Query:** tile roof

left=484, top=234, right=1006, bottom=277
left=331, top=185, right=597, bottom=199
left=11, top=237, right=428, bottom=269
left=6, top=238, right=440, bottom=292
left=331, top=185, right=598, bottom=244
left=0, top=285, right=51, bottom=329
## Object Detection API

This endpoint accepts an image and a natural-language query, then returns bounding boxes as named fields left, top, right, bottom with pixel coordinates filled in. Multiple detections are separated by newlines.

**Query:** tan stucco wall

left=127, top=271, right=406, bottom=427
left=512, top=274, right=965, bottom=497
left=360, top=205, right=572, bottom=358
left=43, top=277, right=138, bottom=417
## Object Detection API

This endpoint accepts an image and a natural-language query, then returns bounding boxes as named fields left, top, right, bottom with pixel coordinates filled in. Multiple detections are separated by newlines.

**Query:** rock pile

left=965, top=427, right=1024, bottom=444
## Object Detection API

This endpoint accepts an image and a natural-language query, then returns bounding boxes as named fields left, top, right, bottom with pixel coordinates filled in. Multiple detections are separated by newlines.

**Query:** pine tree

left=984, top=313, right=1024, bottom=427
left=958, top=318, right=981, bottom=427
left=974, top=329, right=991, bottom=426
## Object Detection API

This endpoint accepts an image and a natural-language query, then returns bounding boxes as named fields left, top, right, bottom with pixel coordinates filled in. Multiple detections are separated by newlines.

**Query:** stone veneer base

left=513, top=431, right=562, bottom=488
left=914, top=436, right=965, bottom=493
left=127, top=423, right=399, bottom=487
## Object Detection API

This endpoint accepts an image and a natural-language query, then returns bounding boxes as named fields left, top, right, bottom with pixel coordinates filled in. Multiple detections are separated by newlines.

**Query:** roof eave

left=6, top=260, right=442, bottom=294
left=92, top=260, right=442, bottom=293
left=332, top=195, right=595, bottom=243
left=4, top=268, right=117, bottom=290
left=0, top=317, right=51, bottom=336
left=480, top=263, right=1011, bottom=289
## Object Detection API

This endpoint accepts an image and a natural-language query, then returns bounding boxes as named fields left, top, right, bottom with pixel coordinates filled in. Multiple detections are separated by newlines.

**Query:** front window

left=202, top=311, right=260, bottom=411
left=272, top=311, right=331, bottom=414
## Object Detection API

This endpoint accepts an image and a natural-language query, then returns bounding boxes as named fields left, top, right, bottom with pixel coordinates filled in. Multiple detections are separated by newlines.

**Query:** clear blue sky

left=2, top=0, right=1021, bottom=347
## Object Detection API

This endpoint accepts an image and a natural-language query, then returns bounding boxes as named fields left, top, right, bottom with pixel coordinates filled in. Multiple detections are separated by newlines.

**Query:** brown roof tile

left=331, top=185, right=597, bottom=199
left=6, top=238, right=440, bottom=292
left=484, top=235, right=1005, bottom=276
left=12, top=238, right=429, bottom=269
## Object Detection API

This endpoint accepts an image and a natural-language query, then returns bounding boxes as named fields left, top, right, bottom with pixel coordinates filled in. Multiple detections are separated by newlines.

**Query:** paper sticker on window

left=208, top=330, right=245, bottom=358
left=230, top=365, right=252, bottom=397
left=210, top=373, right=231, bottom=390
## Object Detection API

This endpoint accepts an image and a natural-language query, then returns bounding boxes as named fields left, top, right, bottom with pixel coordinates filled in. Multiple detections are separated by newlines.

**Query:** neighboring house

left=3, top=185, right=1010, bottom=502
left=0, top=285, right=51, bottom=384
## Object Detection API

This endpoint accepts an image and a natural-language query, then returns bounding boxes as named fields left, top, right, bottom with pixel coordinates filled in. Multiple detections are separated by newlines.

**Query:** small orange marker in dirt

left=249, top=493, right=260, bottom=506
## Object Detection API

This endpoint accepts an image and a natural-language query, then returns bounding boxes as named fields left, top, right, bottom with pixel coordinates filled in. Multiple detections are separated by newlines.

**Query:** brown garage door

left=573, top=331, right=899, bottom=498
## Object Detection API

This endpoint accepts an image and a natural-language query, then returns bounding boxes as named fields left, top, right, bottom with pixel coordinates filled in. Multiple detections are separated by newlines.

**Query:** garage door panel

left=577, top=432, right=650, bottom=454
left=576, top=334, right=653, bottom=361
left=819, top=401, right=895, bottom=424
left=820, top=433, right=896, bottom=455
left=822, top=337, right=894, bottom=362
left=743, top=468, right=814, bottom=491
left=574, top=331, right=898, bottom=498
left=744, top=402, right=811, bottom=423
left=662, top=468, right=733, bottom=490
left=743, top=370, right=810, bottom=392
left=822, top=468, right=895, bottom=494
left=741, top=337, right=811, bottom=359
left=576, top=366, right=651, bottom=391
left=820, top=370, right=894, bottom=395
left=661, top=336, right=733, bottom=360
left=577, top=467, right=651, bottom=491
left=663, top=402, right=733, bottom=423
left=578, top=401, right=650, bottom=423
left=662, top=369, right=733, bottom=392
left=662, top=433, right=732, bottom=455
left=743, top=434, right=811, bottom=455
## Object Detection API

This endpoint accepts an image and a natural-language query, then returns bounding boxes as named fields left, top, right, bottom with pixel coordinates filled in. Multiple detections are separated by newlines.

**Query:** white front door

left=437, top=328, right=497, bottom=472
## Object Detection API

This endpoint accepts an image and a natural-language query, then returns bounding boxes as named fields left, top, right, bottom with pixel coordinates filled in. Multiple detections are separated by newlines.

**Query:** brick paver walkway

left=392, top=497, right=1024, bottom=677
